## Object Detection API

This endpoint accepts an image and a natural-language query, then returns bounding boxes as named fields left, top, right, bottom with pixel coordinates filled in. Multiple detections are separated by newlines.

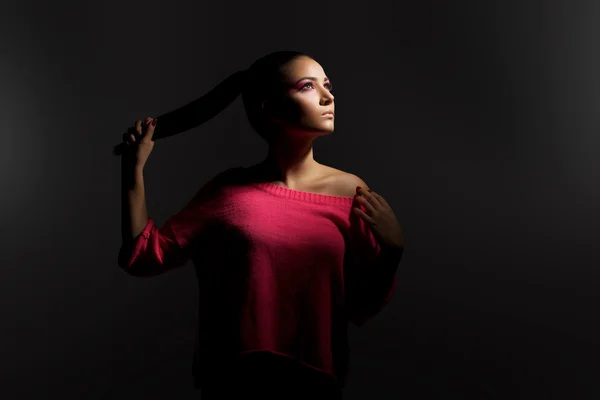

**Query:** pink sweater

left=118, top=166, right=399, bottom=388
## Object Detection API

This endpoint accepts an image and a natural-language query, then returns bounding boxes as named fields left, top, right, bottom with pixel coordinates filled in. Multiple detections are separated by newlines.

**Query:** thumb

left=144, top=118, right=157, bottom=141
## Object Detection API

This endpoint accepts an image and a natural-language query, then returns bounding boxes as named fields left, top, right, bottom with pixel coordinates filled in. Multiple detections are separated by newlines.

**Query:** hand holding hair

left=113, top=70, right=247, bottom=156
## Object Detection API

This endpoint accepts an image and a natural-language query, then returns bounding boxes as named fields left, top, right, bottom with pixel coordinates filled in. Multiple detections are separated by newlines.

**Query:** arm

left=117, top=218, right=191, bottom=277
left=344, top=174, right=403, bottom=326
left=118, top=157, right=190, bottom=276
left=346, top=244, right=402, bottom=327
left=117, top=165, right=239, bottom=276
left=345, top=244, right=401, bottom=327
left=121, top=156, right=149, bottom=245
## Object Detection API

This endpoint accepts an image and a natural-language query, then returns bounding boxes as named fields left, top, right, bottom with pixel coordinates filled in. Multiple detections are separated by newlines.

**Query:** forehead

left=280, top=57, right=327, bottom=80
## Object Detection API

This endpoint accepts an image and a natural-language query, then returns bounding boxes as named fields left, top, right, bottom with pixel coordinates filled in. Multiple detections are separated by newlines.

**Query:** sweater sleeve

left=344, top=204, right=399, bottom=327
left=117, top=216, right=192, bottom=277
left=117, top=167, right=237, bottom=277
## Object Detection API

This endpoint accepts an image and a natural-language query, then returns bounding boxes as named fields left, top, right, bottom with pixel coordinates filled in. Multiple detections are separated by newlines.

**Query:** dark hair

left=242, top=50, right=311, bottom=142
left=113, top=50, right=311, bottom=155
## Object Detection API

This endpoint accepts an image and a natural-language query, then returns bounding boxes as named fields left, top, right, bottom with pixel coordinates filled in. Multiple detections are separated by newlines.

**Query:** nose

left=321, top=90, right=334, bottom=104
left=316, top=83, right=333, bottom=99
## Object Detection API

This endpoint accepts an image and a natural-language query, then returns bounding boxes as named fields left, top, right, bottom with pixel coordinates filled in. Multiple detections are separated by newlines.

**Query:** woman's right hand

left=122, top=117, right=157, bottom=169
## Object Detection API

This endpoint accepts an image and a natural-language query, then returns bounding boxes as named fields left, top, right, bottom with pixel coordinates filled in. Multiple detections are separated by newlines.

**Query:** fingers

left=356, top=187, right=378, bottom=208
left=370, top=191, right=390, bottom=208
left=144, top=117, right=157, bottom=141
left=122, top=118, right=155, bottom=145
left=353, top=206, right=376, bottom=225
left=123, top=121, right=142, bottom=145
left=360, top=187, right=384, bottom=209
left=355, top=194, right=376, bottom=214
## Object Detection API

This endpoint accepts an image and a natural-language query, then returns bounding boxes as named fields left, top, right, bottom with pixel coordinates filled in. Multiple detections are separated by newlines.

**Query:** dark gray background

left=2, top=0, right=599, bottom=398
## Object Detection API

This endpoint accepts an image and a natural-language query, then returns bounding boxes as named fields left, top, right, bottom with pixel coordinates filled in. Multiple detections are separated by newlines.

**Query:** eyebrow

left=295, top=76, right=330, bottom=84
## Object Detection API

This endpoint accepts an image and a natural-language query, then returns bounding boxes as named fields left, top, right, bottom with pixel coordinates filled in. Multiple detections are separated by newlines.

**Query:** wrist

left=122, top=157, right=145, bottom=172
left=133, top=164, right=145, bottom=174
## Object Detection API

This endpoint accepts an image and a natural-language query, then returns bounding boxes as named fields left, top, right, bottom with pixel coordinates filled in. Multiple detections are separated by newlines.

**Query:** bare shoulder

left=321, top=165, right=370, bottom=198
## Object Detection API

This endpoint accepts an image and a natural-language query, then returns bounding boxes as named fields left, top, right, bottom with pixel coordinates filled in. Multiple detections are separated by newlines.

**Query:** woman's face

left=264, top=56, right=335, bottom=138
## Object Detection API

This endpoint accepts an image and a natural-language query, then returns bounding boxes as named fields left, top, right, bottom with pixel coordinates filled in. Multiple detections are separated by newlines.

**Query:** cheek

left=281, top=94, right=322, bottom=122
left=294, top=99, right=320, bottom=118
left=281, top=100, right=309, bottom=120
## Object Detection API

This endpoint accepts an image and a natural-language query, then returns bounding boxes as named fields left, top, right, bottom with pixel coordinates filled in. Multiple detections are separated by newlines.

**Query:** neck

left=257, top=137, right=321, bottom=187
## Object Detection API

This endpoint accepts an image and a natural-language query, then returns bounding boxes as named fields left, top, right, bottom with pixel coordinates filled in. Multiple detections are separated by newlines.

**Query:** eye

left=301, top=82, right=334, bottom=93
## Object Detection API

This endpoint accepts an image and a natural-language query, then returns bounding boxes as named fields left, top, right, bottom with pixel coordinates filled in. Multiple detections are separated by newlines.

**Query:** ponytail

left=113, top=50, right=309, bottom=156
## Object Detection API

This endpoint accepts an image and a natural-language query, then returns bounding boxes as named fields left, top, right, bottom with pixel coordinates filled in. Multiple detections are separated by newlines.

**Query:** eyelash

left=301, top=82, right=334, bottom=93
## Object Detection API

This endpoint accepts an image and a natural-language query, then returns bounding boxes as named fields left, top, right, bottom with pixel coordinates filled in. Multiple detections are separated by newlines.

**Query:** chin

left=285, top=122, right=334, bottom=136
left=313, top=125, right=334, bottom=133
left=316, top=121, right=335, bottom=133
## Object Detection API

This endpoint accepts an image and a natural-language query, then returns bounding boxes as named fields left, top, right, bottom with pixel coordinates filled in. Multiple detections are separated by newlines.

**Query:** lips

left=322, top=111, right=334, bottom=116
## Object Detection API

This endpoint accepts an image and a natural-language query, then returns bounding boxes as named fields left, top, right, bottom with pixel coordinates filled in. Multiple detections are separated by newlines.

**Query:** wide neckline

left=250, top=180, right=355, bottom=207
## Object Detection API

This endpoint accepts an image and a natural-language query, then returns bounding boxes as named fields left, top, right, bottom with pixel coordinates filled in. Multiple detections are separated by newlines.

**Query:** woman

left=118, top=50, right=404, bottom=399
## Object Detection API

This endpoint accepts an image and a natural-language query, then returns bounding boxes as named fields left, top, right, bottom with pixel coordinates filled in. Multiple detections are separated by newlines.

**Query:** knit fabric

left=118, top=166, right=398, bottom=389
